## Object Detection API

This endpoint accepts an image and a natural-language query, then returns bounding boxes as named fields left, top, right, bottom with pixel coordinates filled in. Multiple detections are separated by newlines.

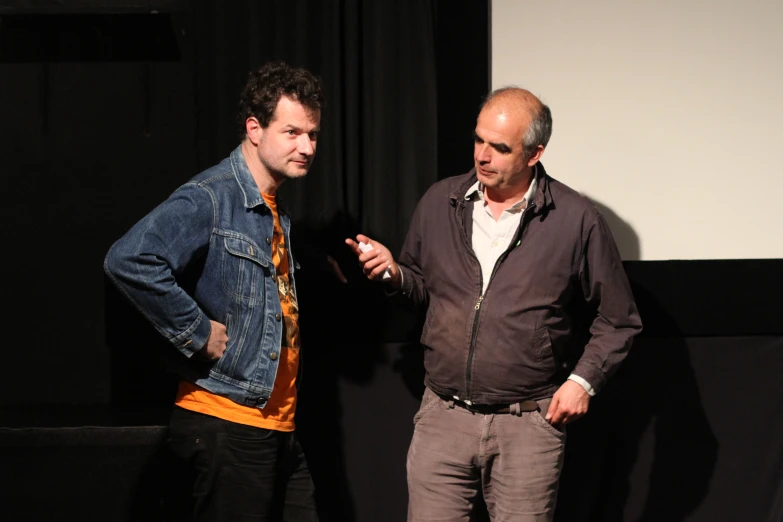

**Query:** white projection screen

left=491, top=0, right=783, bottom=260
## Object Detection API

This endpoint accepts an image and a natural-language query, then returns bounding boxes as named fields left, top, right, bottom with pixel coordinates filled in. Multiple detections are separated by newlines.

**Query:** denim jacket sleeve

left=104, top=182, right=214, bottom=358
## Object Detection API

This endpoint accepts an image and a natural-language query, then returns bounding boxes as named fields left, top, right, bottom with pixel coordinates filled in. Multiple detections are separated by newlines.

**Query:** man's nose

left=476, top=143, right=491, bottom=163
left=298, top=135, right=314, bottom=156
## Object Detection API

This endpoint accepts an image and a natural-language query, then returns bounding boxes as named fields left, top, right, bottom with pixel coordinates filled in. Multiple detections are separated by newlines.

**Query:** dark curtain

left=177, top=10, right=440, bottom=517
left=191, top=0, right=438, bottom=256
left=0, top=0, right=436, bottom=406
left=0, top=3, right=438, bottom=521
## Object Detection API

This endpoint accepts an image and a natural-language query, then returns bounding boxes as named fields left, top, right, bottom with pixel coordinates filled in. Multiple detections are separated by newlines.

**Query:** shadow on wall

left=588, top=197, right=641, bottom=261
left=553, top=200, right=718, bottom=522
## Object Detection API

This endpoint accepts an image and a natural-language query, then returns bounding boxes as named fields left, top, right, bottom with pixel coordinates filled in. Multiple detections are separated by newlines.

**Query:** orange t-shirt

left=174, top=193, right=300, bottom=431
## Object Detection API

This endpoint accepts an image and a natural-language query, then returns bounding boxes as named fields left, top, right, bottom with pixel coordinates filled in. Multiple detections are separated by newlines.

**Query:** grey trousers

left=407, top=387, right=566, bottom=522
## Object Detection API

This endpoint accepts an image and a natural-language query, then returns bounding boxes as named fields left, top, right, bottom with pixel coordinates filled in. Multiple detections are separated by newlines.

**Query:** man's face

left=257, top=96, right=320, bottom=181
left=473, top=104, right=535, bottom=194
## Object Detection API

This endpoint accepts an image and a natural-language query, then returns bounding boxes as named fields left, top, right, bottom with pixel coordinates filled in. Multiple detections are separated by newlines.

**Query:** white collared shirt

left=465, top=174, right=538, bottom=294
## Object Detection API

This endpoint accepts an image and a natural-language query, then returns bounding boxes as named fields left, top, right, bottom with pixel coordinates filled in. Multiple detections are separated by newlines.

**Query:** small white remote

left=358, top=241, right=391, bottom=280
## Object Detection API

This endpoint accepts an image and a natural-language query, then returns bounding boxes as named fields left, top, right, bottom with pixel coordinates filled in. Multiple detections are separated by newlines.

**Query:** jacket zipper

left=463, top=203, right=535, bottom=402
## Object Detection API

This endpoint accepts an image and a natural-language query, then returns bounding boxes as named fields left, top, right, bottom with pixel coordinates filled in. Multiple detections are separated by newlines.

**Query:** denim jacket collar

left=229, top=145, right=267, bottom=210
left=229, top=145, right=293, bottom=216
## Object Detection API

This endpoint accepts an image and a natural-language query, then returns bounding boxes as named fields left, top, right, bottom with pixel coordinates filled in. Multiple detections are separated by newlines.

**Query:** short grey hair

left=481, top=87, right=553, bottom=157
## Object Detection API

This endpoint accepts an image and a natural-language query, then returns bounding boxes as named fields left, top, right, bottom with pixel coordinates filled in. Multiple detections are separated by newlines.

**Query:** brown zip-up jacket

left=397, top=165, right=642, bottom=404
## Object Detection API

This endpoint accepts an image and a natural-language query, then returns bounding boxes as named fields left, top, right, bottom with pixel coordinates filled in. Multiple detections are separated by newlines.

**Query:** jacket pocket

left=532, top=325, right=558, bottom=372
left=221, top=235, right=269, bottom=301
left=214, top=312, right=240, bottom=375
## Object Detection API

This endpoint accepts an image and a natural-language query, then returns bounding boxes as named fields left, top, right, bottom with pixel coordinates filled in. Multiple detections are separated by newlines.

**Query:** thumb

left=545, top=394, right=559, bottom=421
left=356, top=233, right=371, bottom=245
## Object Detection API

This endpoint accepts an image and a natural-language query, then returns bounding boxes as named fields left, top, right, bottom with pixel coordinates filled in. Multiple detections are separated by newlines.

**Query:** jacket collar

left=532, top=163, right=553, bottom=211
left=449, top=163, right=553, bottom=212
left=229, top=145, right=266, bottom=210
left=228, top=145, right=292, bottom=216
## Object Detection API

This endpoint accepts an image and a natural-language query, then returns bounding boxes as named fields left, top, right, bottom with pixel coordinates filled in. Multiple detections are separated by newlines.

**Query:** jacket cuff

left=567, top=374, right=596, bottom=396
left=382, top=265, right=404, bottom=296
left=172, top=313, right=211, bottom=358
left=571, top=361, right=606, bottom=394
left=399, top=265, right=415, bottom=297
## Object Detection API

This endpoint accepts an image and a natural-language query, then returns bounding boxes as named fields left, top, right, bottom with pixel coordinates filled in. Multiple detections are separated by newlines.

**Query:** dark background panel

left=556, top=334, right=783, bottom=522
left=3, top=332, right=782, bottom=522
left=625, top=259, right=783, bottom=337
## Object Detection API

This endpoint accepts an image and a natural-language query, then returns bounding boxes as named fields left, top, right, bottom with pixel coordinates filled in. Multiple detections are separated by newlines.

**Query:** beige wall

left=492, top=0, right=783, bottom=260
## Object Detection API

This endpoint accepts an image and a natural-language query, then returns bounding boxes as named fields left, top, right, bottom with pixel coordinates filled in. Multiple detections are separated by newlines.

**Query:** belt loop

left=511, top=402, right=522, bottom=417
left=447, top=399, right=455, bottom=409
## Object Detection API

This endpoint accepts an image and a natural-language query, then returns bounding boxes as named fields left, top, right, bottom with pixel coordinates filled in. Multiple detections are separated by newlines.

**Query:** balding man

left=347, top=87, right=642, bottom=521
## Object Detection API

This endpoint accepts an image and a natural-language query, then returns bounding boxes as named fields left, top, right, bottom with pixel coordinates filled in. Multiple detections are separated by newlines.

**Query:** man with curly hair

left=105, top=61, right=324, bottom=521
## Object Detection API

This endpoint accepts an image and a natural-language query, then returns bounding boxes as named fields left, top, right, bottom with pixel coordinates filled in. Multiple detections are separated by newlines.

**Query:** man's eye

left=286, top=130, right=295, bottom=135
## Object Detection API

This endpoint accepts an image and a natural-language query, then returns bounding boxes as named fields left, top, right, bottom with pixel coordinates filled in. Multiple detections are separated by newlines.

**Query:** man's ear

left=527, top=144, right=545, bottom=167
left=246, top=117, right=264, bottom=145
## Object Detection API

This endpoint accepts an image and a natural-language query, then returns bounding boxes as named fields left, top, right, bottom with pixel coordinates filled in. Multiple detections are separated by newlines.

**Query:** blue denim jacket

left=104, top=145, right=296, bottom=408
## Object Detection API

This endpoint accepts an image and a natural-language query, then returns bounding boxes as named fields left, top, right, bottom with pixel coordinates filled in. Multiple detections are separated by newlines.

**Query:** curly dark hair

left=236, top=61, right=325, bottom=137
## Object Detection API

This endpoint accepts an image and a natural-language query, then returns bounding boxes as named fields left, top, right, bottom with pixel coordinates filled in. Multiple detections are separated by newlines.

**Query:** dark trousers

left=168, top=406, right=319, bottom=522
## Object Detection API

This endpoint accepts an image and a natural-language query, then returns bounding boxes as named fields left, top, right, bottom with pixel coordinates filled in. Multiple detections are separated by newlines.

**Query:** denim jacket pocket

left=222, top=235, right=270, bottom=301
left=214, top=312, right=239, bottom=375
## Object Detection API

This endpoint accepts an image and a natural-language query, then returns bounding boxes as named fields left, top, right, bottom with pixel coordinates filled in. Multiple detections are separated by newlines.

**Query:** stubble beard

left=260, top=154, right=310, bottom=184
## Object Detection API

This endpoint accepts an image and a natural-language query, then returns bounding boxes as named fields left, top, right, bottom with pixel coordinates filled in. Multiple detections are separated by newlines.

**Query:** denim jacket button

left=270, top=352, right=278, bottom=361
left=266, top=237, right=272, bottom=245
left=275, top=313, right=281, bottom=321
